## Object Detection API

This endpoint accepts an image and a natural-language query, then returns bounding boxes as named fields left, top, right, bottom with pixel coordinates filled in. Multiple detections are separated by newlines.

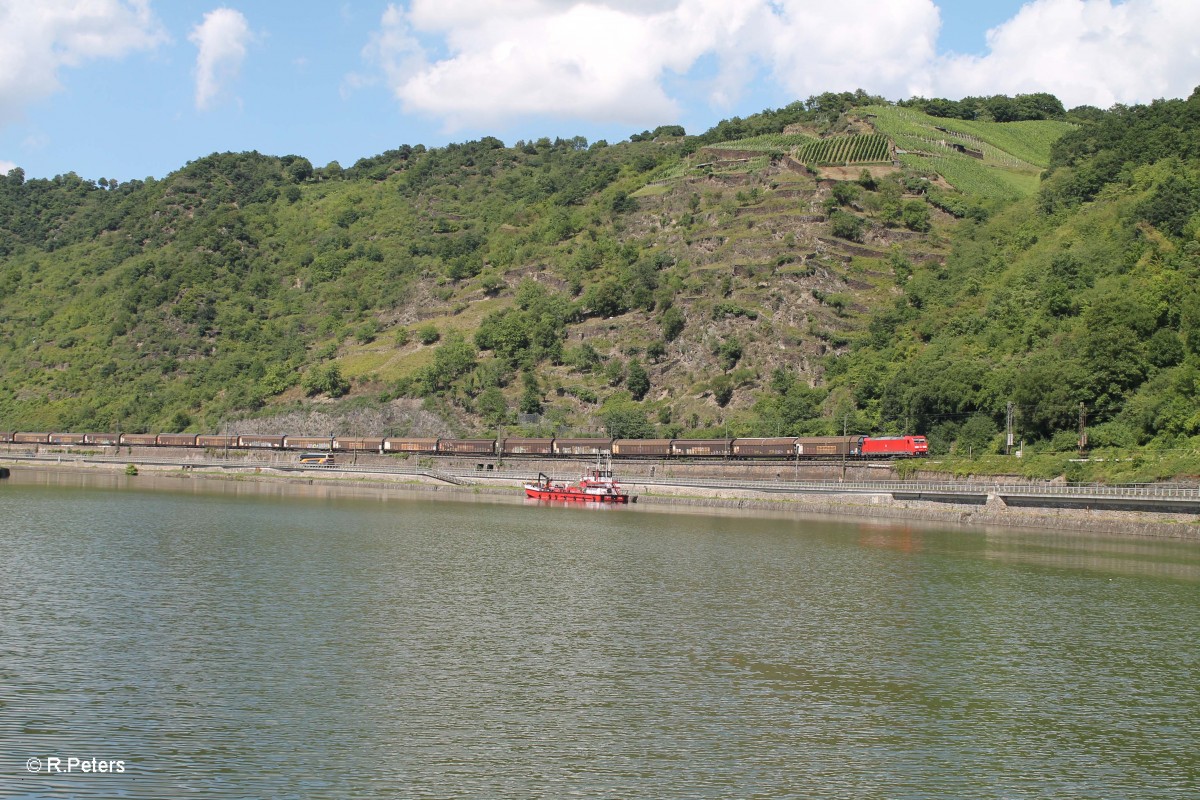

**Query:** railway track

left=5, top=453, right=1198, bottom=514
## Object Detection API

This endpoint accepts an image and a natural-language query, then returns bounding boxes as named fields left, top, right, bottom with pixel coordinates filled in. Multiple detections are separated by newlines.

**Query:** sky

left=1, top=0, right=1198, bottom=182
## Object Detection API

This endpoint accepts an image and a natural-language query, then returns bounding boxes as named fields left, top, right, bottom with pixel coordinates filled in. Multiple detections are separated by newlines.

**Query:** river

left=2, top=471, right=1198, bottom=798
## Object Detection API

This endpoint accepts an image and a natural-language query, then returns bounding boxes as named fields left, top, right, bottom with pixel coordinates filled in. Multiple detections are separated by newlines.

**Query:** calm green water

left=2, top=472, right=1198, bottom=799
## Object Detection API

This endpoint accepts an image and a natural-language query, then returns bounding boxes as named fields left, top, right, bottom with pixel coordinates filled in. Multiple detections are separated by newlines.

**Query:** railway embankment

left=3, top=448, right=1198, bottom=540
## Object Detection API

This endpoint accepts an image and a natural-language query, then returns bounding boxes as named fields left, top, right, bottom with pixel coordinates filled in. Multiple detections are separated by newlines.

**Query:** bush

left=829, top=210, right=865, bottom=242
left=1086, top=421, right=1139, bottom=449
left=627, top=359, right=650, bottom=401
left=601, top=399, right=654, bottom=438
left=716, top=336, right=742, bottom=371
left=416, top=324, right=440, bottom=345
left=831, top=181, right=861, bottom=207
left=355, top=319, right=379, bottom=344
left=566, top=385, right=598, bottom=404
left=711, top=375, right=734, bottom=407
left=902, top=200, right=932, bottom=232
left=661, top=307, right=685, bottom=341
left=303, top=364, right=350, bottom=397
left=604, top=358, right=625, bottom=387
left=956, top=413, right=997, bottom=457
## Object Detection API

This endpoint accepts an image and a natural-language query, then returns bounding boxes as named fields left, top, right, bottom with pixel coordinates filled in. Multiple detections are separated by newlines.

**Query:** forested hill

left=831, top=89, right=1200, bottom=467
left=1, top=89, right=1198, bottom=477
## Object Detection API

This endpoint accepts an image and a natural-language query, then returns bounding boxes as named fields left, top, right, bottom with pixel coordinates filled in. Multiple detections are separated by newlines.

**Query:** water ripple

left=1, top=477, right=1198, bottom=798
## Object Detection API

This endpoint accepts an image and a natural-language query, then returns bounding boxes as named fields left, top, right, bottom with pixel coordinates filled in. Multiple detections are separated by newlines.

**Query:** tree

left=302, top=364, right=350, bottom=397
left=1138, top=168, right=1200, bottom=238
left=611, top=191, right=637, bottom=214
left=601, top=398, right=654, bottom=438
left=283, top=155, right=313, bottom=183
left=416, top=324, right=440, bottom=345
left=520, top=371, right=543, bottom=414
left=604, top=357, right=625, bottom=387
left=581, top=279, right=627, bottom=318
left=830, top=209, right=864, bottom=242
left=711, top=374, right=734, bottom=407
left=1082, top=297, right=1153, bottom=414
left=477, top=387, right=508, bottom=425
left=901, top=200, right=931, bottom=232
left=956, top=413, right=996, bottom=457
left=661, top=307, right=685, bottom=341
left=831, top=181, right=861, bottom=207
left=717, top=336, right=742, bottom=371
left=627, top=358, right=650, bottom=401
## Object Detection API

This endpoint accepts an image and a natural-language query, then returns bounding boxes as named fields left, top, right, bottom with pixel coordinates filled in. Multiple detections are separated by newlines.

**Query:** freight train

left=0, top=432, right=928, bottom=459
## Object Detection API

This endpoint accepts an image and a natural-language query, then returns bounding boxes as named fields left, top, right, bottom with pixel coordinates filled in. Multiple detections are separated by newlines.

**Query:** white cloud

left=759, top=0, right=941, bottom=100
left=361, top=0, right=1200, bottom=133
left=189, top=7, right=253, bottom=111
left=0, top=159, right=17, bottom=174
left=932, top=0, right=1200, bottom=108
left=0, top=0, right=166, bottom=127
left=363, top=0, right=938, bottom=131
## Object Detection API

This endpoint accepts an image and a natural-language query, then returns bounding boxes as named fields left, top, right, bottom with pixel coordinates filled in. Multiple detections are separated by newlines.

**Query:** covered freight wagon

left=283, top=436, right=333, bottom=450
left=612, top=439, right=672, bottom=457
left=334, top=437, right=383, bottom=452
left=382, top=438, right=439, bottom=453
left=670, top=438, right=732, bottom=457
left=157, top=433, right=199, bottom=447
left=239, top=435, right=284, bottom=449
left=437, top=439, right=496, bottom=455
left=48, top=433, right=86, bottom=445
left=13, top=433, right=49, bottom=444
left=794, top=436, right=861, bottom=457
left=499, top=438, right=554, bottom=456
left=83, top=433, right=120, bottom=445
left=196, top=435, right=237, bottom=448
left=731, top=437, right=797, bottom=458
left=0, top=432, right=14, bottom=443
left=552, top=438, right=612, bottom=456
left=119, top=433, right=159, bottom=446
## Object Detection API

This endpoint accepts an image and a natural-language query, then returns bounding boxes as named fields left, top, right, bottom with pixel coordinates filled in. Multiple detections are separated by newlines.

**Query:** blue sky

left=1, top=0, right=1197, bottom=182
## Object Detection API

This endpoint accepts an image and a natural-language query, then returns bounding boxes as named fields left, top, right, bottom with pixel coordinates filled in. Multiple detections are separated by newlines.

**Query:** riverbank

left=4, top=457, right=1198, bottom=540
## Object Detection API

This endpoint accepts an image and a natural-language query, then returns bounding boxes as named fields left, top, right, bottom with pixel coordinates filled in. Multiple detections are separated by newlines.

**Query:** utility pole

left=1006, top=402, right=1015, bottom=456
left=1078, top=402, right=1088, bottom=457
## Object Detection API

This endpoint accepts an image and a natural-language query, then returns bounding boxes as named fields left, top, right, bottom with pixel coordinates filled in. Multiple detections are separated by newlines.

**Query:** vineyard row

left=793, top=135, right=891, bottom=165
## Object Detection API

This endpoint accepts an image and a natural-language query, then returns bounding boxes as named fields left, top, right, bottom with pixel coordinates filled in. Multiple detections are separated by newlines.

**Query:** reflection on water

left=1, top=471, right=1198, bottom=799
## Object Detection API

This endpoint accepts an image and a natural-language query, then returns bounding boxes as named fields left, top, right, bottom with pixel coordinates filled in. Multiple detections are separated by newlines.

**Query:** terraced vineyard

left=864, top=105, right=1075, bottom=199
left=900, top=154, right=1041, bottom=199
left=794, top=134, right=890, bottom=165
left=710, top=133, right=815, bottom=152
left=673, top=104, right=1074, bottom=203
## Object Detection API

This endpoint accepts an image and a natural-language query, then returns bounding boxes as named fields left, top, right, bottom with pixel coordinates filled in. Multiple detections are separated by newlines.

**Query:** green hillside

left=2, top=89, right=1199, bottom=479
left=827, top=91, right=1200, bottom=480
left=864, top=105, right=1075, bottom=200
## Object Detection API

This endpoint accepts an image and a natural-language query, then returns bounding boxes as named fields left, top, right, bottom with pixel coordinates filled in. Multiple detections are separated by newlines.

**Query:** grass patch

left=902, top=449, right=1200, bottom=484
left=632, top=183, right=674, bottom=198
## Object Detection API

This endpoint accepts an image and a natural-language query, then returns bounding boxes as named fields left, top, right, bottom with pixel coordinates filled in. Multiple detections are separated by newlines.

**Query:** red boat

left=523, top=462, right=635, bottom=504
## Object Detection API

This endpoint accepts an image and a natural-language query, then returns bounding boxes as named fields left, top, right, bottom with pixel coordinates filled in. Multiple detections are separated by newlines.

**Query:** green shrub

left=303, top=364, right=350, bottom=397
left=830, top=209, right=865, bottom=242
left=416, top=324, right=440, bottom=345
